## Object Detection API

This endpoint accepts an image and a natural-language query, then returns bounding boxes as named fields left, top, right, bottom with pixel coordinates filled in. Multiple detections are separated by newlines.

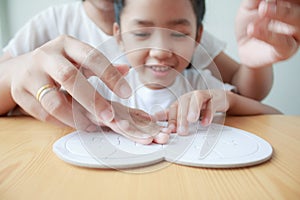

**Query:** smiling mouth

left=146, top=65, right=170, bottom=72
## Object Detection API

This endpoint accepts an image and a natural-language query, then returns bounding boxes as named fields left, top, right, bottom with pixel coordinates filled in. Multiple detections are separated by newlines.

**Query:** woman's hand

left=2, top=35, right=132, bottom=131
left=236, top=0, right=299, bottom=68
left=101, top=102, right=171, bottom=144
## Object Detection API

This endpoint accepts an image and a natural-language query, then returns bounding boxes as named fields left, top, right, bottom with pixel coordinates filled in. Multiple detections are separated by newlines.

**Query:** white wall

left=1, top=0, right=300, bottom=114
left=7, top=0, right=77, bottom=36
left=0, top=0, right=77, bottom=48
left=0, top=0, right=9, bottom=48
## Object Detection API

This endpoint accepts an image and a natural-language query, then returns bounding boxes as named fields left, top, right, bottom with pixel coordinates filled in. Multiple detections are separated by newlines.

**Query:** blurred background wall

left=1, top=0, right=299, bottom=114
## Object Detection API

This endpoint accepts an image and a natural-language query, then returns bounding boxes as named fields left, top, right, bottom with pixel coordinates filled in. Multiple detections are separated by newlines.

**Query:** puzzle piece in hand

left=53, top=123, right=273, bottom=169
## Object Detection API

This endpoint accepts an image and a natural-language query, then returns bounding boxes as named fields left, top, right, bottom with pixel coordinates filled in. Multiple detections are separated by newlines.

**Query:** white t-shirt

left=3, top=2, right=226, bottom=68
left=89, top=68, right=234, bottom=115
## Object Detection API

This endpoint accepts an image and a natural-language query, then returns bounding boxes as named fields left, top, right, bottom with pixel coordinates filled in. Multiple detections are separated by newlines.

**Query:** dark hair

left=114, top=0, right=205, bottom=29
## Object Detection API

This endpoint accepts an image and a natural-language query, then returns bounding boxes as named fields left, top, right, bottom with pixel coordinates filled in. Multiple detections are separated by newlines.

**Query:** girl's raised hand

left=236, top=0, right=299, bottom=68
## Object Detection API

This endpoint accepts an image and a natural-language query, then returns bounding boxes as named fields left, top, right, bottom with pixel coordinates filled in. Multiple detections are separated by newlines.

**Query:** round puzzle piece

left=53, top=124, right=273, bottom=169
left=165, top=124, right=273, bottom=168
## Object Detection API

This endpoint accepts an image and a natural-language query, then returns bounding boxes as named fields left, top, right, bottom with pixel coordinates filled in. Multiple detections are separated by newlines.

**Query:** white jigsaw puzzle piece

left=53, top=123, right=273, bottom=169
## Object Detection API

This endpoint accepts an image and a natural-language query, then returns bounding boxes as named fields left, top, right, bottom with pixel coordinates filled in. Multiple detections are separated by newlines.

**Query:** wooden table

left=0, top=115, right=299, bottom=200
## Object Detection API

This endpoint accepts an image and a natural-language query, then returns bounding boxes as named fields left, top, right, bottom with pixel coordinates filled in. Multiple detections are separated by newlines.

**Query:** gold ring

left=36, top=84, right=57, bottom=102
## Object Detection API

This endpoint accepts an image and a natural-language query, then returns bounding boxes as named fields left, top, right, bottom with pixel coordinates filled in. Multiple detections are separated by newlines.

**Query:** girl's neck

left=83, top=1, right=115, bottom=35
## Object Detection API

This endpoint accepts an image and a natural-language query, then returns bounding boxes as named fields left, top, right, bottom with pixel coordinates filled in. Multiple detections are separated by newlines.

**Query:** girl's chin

left=142, top=80, right=175, bottom=90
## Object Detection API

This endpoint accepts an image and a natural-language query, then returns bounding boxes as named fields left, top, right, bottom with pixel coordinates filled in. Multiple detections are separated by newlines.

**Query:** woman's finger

left=106, top=120, right=154, bottom=145
left=11, top=88, right=67, bottom=127
left=115, top=64, right=130, bottom=76
left=54, top=36, right=132, bottom=98
left=37, top=51, right=114, bottom=123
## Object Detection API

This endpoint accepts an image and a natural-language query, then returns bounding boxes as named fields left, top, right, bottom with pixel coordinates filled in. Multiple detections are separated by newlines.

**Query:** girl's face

left=114, top=0, right=202, bottom=89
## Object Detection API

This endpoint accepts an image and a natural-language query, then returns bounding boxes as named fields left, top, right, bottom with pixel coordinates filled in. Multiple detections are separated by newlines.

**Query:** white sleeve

left=2, top=7, right=59, bottom=57
left=191, top=30, right=226, bottom=70
left=202, top=69, right=236, bottom=92
left=188, top=68, right=236, bottom=92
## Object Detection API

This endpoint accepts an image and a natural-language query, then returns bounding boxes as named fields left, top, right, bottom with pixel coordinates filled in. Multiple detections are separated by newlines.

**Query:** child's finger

left=200, top=98, right=214, bottom=127
left=177, top=98, right=190, bottom=135
left=259, top=0, right=300, bottom=28
left=167, top=103, right=178, bottom=132
left=187, top=92, right=201, bottom=123
left=248, top=17, right=298, bottom=59
left=153, top=132, right=170, bottom=144
left=154, top=109, right=169, bottom=121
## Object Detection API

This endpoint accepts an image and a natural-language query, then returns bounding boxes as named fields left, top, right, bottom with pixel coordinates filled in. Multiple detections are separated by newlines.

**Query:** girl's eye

left=171, top=32, right=188, bottom=38
left=133, top=32, right=151, bottom=37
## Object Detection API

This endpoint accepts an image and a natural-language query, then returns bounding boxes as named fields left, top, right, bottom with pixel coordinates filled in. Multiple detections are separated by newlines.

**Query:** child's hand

left=156, top=90, right=229, bottom=135
left=103, top=102, right=171, bottom=144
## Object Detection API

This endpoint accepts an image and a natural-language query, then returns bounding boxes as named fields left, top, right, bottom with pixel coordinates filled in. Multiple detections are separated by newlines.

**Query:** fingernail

left=161, top=127, right=171, bottom=134
left=259, top=1, right=268, bottom=16
left=247, top=24, right=254, bottom=36
left=168, top=123, right=176, bottom=130
left=269, top=4, right=277, bottom=15
left=99, top=109, right=114, bottom=122
left=177, top=126, right=187, bottom=135
left=201, top=117, right=212, bottom=127
left=187, top=112, right=197, bottom=122
left=156, top=132, right=170, bottom=144
left=261, top=1, right=276, bottom=15
left=119, top=84, right=132, bottom=98
left=265, top=0, right=276, bottom=3
left=86, top=124, right=98, bottom=132
left=209, top=116, right=213, bottom=124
